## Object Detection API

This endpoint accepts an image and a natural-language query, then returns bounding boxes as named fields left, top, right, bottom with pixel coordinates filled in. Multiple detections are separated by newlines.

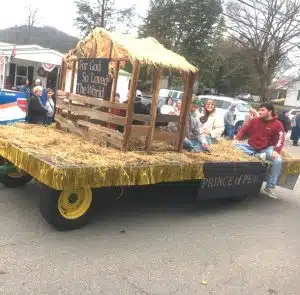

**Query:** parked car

left=236, top=93, right=254, bottom=102
left=0, top=89, right=28, bottom=125
left=198, top=95, right=251, bottom=133
left=158, top=89, right=184, bottom=101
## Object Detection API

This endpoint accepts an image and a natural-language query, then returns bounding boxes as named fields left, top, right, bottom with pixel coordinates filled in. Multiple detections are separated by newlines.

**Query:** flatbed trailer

left=2, top=28, right=299, bottom=231
left=0, top=139, right=299, bottom=231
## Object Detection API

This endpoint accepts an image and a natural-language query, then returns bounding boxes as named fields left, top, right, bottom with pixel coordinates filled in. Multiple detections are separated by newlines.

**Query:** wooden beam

left=107, top=41, right=113, bottom=58
left=133, top=113, right=180, bottom=124
left=70, top=61, right=77, bottom=94
left=65, top=57, right=129, bottom=63
left=56, top=91, right=128, bottom=110
left=87, top=130, right=123, bottom=149
left=145, top=68, right=162, bottom=152
left=177, top=72, right=196, bottom=152
left=54, top=114, right=85, bottom=137
left=122, top=60, right=141, bottom=151
left=110, top=61, right=120, bottom=101
left=56, top=102, right=126, bottom=126
left=90, top=38, right=98, bottom=57
left=59, top=61, right=67, bottom=91
left=130, top=125, right=179, bottom=142
left=77, top=120, right=124, bottom=141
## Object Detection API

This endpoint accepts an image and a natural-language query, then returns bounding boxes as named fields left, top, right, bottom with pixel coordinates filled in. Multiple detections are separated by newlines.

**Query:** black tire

left=0, top=173, right=33, bottom=188
left=235, top=121, right=244, bottom=134
left=39, top=188, right=94, bottom=231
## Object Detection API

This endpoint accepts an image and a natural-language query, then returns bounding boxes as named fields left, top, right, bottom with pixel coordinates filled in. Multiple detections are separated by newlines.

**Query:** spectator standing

left=45, top=88, right=56, bottom=124
left=224, top=104, right=236, bottom=140
left=290, top=112, right=300, bottom=146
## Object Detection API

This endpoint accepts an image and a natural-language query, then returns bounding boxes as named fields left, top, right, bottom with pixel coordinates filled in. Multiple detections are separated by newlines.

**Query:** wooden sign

left=76, top=58, right=110, bottom=99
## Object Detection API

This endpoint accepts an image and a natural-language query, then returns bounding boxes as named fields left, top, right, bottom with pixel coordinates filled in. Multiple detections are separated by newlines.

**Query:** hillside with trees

left=0, top=26, right=78, bottom=53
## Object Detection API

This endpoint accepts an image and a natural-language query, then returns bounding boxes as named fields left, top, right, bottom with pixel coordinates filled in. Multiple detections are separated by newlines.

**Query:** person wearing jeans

left=235, top=143, right=282, bottom=192
left=183, top=99, right=203, bottom=152
left=235, top=103, right=285, bottom=199
left=224, top=104, right=236, bottom=140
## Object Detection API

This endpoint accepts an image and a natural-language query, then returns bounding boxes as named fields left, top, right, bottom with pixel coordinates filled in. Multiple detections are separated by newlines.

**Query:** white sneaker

left=255, top=152, right=267, bottom=161
left=262, top=188, right=278, bottom=199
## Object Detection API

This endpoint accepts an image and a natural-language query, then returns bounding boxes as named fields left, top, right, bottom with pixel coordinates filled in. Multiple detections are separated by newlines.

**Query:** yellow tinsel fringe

left=0, top=142, right=204, bottom=191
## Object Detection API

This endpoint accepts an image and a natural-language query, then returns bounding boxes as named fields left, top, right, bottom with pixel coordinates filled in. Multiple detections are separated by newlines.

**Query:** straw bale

left=67, top=28, right=198, bottom=74
left=0, top=124, right=259, bottom=169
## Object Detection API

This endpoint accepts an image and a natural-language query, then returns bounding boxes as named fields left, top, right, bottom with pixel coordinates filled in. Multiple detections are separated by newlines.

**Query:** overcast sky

left=0, top=0, right=149, bottom=37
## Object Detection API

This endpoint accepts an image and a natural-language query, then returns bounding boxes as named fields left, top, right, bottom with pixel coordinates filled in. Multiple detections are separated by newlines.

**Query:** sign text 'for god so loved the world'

left=76, top=58, right=110, bottom=99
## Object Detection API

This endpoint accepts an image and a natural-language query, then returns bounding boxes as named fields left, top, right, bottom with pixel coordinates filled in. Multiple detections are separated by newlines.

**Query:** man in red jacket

left=235, top=103, right=284, bottom=199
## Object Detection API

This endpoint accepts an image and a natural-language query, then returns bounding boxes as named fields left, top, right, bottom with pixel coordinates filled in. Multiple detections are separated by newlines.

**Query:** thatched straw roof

left=66, top=28, right=198, bottom=73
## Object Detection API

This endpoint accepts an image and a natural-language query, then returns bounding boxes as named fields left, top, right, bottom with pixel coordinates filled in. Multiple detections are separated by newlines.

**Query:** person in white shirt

left=160, top=97, right=175, bottom=114
left=199, top=99, right=224, bottom=151
left=45, top=88, right=55, bottom=124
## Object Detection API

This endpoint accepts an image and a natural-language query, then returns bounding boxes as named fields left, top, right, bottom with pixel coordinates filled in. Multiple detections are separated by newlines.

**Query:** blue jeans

left=184, top=139, right=203, bottom=152
left=235, top=143, right=282, bottom=189
left=184, top=136, right=213, bottom=152
left=224, top=123, right=235, bottom=140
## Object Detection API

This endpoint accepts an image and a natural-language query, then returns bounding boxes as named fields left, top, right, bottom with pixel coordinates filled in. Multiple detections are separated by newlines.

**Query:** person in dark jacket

left=290, top=112, right=300, bottom=146
left=278, top=110, right=291, bottom=133
left=27, top=86, right=48, bottom=124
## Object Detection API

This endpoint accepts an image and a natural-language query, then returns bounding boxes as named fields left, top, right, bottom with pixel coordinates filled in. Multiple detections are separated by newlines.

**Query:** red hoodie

left=236, top=117, right=285, bottom=153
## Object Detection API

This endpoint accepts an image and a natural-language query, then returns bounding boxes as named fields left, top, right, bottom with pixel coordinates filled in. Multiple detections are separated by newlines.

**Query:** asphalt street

left=0, top=140, right=300, bottom=295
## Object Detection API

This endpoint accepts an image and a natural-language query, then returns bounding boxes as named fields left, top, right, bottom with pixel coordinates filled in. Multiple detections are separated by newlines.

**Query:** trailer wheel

left=0, top=170, right=33, bottom=188
left=40, top=187, right=94, bottom=231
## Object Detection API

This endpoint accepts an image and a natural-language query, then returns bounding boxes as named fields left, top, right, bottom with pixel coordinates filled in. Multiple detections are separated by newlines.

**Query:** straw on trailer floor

left=0, top=124, right=273, bottom=191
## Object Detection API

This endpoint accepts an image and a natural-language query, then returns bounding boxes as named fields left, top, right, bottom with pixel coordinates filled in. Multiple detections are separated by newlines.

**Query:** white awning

left=0, top=44, right=64, bottom=66
left=13, top=50, right=63, bottom=66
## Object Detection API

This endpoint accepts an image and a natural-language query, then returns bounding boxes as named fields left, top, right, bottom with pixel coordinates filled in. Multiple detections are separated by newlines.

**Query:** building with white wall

left=0, top=42, right=64, bottom=90
left=284, top=78, right=300, bottom=107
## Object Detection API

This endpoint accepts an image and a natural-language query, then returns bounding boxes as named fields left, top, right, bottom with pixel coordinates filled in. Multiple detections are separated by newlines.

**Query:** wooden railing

left=55, top=90, right=181, bottom=150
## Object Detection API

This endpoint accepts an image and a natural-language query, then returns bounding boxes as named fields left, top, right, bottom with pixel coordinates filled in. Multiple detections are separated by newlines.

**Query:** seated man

left=235, top=103, right=284, bottom=199
left=183, top=99, right=203, bottom=152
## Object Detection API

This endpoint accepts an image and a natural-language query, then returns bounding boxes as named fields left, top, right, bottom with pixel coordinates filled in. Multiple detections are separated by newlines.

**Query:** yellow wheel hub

left=58, top=188, right=92, bottom=220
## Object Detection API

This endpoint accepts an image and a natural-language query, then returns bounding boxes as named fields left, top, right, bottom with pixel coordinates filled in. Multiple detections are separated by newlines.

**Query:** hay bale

left=0, top=124, right=256, bottom=168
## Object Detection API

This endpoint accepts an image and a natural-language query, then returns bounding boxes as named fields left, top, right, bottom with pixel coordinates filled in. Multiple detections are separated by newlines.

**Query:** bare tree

left=24, top=5, right=39, bottom=44
left=74, top=0, right=135, bottom=36
left=226, top=0, right=300, bottom=101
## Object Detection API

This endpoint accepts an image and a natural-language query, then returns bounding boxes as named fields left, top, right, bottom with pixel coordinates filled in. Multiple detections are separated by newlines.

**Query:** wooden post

left=59, top=61, right=66, bottom=91
left=70, top=61, right=76, bottom=94
left=122, top=60, right=140, bottom=151
left=177, top=71, right=196, bottom=152
left=91, top=38, right=98, bottom=57
left=107, top=40, right=113, bottom=58
left=145, top=68, right=162, bottom=153
left=110, top=61, right=120, bottom=101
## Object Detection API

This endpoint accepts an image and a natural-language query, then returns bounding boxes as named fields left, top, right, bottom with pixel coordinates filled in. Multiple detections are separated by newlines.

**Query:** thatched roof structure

left=65, top=28, right=198, bottom=73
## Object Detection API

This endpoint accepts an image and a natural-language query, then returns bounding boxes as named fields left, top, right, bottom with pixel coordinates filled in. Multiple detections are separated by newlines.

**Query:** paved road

left=1, top=141, right=300, bottom=295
